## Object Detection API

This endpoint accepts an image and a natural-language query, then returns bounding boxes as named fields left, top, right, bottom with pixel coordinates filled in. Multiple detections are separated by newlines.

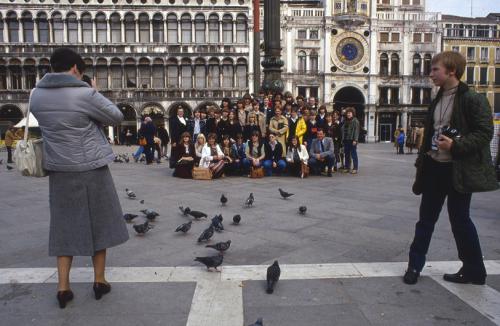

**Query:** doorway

left=379, top=123, right=392, bottom=142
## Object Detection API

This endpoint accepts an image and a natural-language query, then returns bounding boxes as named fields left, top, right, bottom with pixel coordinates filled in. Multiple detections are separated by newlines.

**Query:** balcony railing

left=376, top=11, right=440, bottom=22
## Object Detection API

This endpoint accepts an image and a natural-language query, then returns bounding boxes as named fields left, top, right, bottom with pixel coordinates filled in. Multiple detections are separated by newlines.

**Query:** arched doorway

left=141, top=103, right=165, bottom=127
left=0, top=105, right=23, bottom=139
left=333, top=86, right=365, bottom=140
left=115, top=103, right=138, bottom=145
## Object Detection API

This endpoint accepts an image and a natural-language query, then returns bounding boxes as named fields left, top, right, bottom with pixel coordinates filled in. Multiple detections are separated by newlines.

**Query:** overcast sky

left=426, top=0, right=498, bottom=17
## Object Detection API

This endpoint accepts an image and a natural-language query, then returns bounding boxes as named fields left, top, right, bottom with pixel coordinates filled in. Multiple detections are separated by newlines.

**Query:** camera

left=441, top=126, right=460, bottom=139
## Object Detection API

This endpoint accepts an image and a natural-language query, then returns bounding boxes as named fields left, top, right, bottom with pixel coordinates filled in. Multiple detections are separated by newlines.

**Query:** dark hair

left=288, top=136, right=302, bottom=152
left=222, top=135, right=230, bottom=141
left=50, top=48, right=85, bottom=73
left=316, top=128, right=324, bottom=134
left=207, top=133, right=218, bottom=141
left=180, top=131, right=191, bottom=142
left=251, top=130, right=260, bottom=137
left=235, top=133, right=243, bottom=140
left=345, top=107, right=357, bottom=116
left=81, top=75, right=92, bottom=86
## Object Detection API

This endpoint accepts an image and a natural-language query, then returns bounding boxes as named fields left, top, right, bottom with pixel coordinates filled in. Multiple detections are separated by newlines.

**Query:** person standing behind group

left=227, top=110, right=242, bottom=142
left=325, top=112, right=342, bottom=172
left=138, top=117, right=156, bottom=165
left=189, top=109, right=206, bottom=143
left=269, top=107, right=289, bottom=157
left=30, top=48, right=128, bottom=309
left=316, top=105, right=327, bottom=130
left=243, top=113, right=261, bottom=142
left=262, top=96, right=275, bottom=126
left=341, top=107, right=360, bottom=174
left=169, top=106, right=188, bottom=168
left=247, top=100, right=266, bottom=139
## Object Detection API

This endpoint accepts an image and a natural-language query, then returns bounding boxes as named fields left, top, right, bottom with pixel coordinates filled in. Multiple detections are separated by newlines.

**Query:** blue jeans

left=133, top=146, right=144, bottom=160
left=408, top=157, right=486, bottom=278
left=263, top=159, right=286, bottom=176
left=308, top=155, right=334, bottom=175
left=343, top=140, right=358, bottom=170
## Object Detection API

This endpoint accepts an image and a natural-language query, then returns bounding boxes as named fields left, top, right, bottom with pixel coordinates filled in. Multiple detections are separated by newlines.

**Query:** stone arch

left=167, top=101, right=192, bottom=118
left=332, top=85, right=365, bottom=127
left=0, top=104, right=24, bottom=138
left=141, top=102, right=166, bottom=126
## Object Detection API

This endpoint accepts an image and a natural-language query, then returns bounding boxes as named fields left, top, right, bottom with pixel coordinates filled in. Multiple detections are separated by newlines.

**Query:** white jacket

left=200, top=144, right=224, bottom=168
left=286, top=144, right=309, bottom=163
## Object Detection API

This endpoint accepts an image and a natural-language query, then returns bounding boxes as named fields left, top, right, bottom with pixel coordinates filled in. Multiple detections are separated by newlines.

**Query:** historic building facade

left=280, top=0, right=441, bottom=142
left=442, top=14, right=500, bottom=114
left=0, top=0, right=252, bottom=139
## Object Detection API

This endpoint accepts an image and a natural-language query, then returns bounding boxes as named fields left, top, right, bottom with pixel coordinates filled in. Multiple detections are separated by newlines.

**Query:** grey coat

left=309, top=137, right=335, bottom=158
left=31, top=73, right=123, bottom=172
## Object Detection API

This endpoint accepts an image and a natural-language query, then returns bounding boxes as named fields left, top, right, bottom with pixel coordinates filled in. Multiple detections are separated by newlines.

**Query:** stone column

left=150, top=20, right=154, bottom=43
left=107, top=20, right=112, bottom=43
left=121, top=19, right=125, bottom=42
left=92, top=17, right=96, bottom=43
left=135, top=19, right=139, bottom=43
left=19, top=19, right=24, bottom=43
left=261, top=0, right=284, bottom=94
left=252, top=0, right=260, bottom=93
left=78, top=19, right=82, bottom=43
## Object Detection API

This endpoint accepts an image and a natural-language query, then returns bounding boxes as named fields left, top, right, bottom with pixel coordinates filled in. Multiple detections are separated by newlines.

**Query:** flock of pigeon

left=121, top=186, right=304, bottom=326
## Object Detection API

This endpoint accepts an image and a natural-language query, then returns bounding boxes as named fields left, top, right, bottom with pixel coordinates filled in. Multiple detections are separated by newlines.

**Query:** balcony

left=376, top=11, right=440, bottom=22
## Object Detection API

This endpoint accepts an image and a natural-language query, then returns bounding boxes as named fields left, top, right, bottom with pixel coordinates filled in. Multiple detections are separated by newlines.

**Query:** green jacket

left=341, top=117, right=360, bottom=142
left=417, top=82, right=498, bottom=194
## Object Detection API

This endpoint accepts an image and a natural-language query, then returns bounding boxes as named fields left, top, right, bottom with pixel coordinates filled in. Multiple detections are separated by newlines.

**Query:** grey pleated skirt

left=48, top=165, right=129, bottom=256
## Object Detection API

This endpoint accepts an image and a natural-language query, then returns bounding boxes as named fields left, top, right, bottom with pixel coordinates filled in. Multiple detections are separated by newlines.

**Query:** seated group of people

left=171, top=128, right=336, bottom=179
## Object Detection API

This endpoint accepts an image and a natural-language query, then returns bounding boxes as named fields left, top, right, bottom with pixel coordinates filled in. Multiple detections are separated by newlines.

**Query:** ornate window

left=222, top=58, right=233, bottom=87
left=236, top=58, right=247, bottom=88
left=7, top=12, right=19, bottom=42
left=167, top=59, right=179, bottom=88
left=124, top=58, right=137, bottom=88
left=222, top=14, right=233, bottom=43
left=152, top=58, right=165, bottom=88
left=139, top=13, right=150, bottom=43
left=298, top=51, right=307, bottom=73
left=38, top=59, right=50, bottom=80
left=152, top=13, right=164, bottom=43
left=37, top=12, right=49, bottom=43
left=412, top=53, right=421, bottom=76
left=124, top=13, right=136, bottom=43
left=181, top=14, right=192, bottom=43
left=81, top=13, right=93, bottom=43
left=22, top=12, right=34, bottom=43
left=208, top=14, right=219, bottom=43
left=379, top=53, right=388, bottom=76
left=110, top=58, right=123, bottom=89
left=52, top=12, right=64, bottom=43
left=208, top=58, right=220, bottom=87
left=235, top=14, right=247, bottom=43
left=67, top=13, right=78, bottom=43
left=9, top=60, right=22, bottom=89
left=195, top=58, right=206, bottom=88
left=24, top=59, right=36, bottom=89
left=195, top=14, right=205, bottom=44
left=96, top=13, right=107, bottom=43
left=167, top=13, right=178, bottom=43
left=423, top=54, right=432, bottom=76
left=138, top=58, right=151, bottom=88
left=310, top=51, right=318, bottom=73
left=390, top=53, right=399, bottom=76
left=96, top=58, right=108, bottom=89
left=181, top=59, right=193, bottom=88
left=110, top=13, right=121, bottom=43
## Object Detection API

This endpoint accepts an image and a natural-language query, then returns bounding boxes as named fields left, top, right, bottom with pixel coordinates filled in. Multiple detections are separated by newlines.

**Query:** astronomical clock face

left=331, top=32, right=369, bottom=72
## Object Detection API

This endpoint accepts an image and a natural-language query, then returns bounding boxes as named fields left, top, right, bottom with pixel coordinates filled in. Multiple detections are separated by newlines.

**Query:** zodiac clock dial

left=331, top=32, right=368, bottom=72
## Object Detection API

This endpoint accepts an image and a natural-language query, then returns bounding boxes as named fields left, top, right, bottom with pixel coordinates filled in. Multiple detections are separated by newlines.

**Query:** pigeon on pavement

left=194, top=254, right=223, bottom=271
left=198, top=225, right=214, bottom=242
left=245, top=193, right=254, bottom=207
left=175, top=221, right=192, bottom=233
left=220, top=194, right=228, bottom=206
left=232, top=214, right=241, bottom=224
left=123, top=213, right=139, bottom=223
left=179, top=206, right=191, bottom=216
left=140, top=199, right=144, bottom=204
left=140, top=209, right=159, bottom=220
left=206, top=240, right=231, bottom=253
left=6, top=165, right=13, bottom=170
left=211, top=214, right=224, bottom=232
left=279, top=188, right=294, bottom=199
left=188, top=210, right=208, bottom=220
left=133, top=221, right=153, bottom=235
left=299, top=206, right=307, bottom=215
left=125, top=188, right=136, bottom=199
left=248, top=318, right=264, bottom=326
left=266, top=260, right=281, bottom=294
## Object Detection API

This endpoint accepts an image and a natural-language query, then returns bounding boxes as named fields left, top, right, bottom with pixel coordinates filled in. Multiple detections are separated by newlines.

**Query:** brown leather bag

left=301, top=162, right=310, bottom=178
left=250, top=166, right=264, bottom=178
left=192, top=167, right=212, bottom=180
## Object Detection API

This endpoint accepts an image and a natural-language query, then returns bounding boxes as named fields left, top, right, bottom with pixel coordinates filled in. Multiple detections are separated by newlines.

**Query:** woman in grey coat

left=31, top=48, right=129, bottom=308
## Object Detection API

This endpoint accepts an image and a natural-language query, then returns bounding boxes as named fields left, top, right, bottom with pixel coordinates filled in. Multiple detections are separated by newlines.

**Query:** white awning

left=14, top=113, right=39, bottom=128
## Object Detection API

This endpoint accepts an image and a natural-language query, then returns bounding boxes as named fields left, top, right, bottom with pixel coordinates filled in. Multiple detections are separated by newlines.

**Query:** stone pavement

left=0, top=143, right=499, bottom=325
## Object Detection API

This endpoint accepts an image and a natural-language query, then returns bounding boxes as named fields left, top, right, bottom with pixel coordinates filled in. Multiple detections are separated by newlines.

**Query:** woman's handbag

left=14, top=90, right=47, bottom=177
left=139, top=137, right=147, bottom=146
left=301, top=162, right=310, bottom=178
left=250, top=166, right=264, bottom=178
left=192, top=166, right=212, bottom=180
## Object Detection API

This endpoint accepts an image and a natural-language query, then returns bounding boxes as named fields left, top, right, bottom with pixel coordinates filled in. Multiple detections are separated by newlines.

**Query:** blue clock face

left=341, top=44, right=358, bottom=61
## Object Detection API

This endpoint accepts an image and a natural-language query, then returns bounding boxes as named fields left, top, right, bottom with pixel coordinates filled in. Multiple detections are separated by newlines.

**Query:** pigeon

left=179, top=206, right=191, bottom=216
left=206, top=240, right=231, bottom=253
left=114, top=156, right=123, bottom=163
left=188, top=210, right=208, bottom=220
left=198, top=225, right=214, bottom=242
left=245, top=193, right=254, bottom=207
left=299, top=206, right=307, bottom=215
left=279, top=188, right=294, bottom=199
left=133, top=221, right=153, bottom=235
left=122, top=154, right=130, bottom=163
left=140, top=209, right=159, bottom=220
left=6, top=165, right=13, bottom=170
left=220, top=194, right=228, bottom=206
left=211, top=214, right=224, bottom=232
left=248, top=318, right=264, bottom=326
left=232, top=214, right=241, bottom=225
left=125, top=188, right=136, bottom=199
left=0, top=159, right=3, bottom=164
left=266, top=260, right=281, bottom=294
left=123, top=213, right=139, bottom=223
left=140, top=199, right=144, bottom=204
left=194, top=254, right=223, bottom=271
left=175, top=221, right=192, bottom=233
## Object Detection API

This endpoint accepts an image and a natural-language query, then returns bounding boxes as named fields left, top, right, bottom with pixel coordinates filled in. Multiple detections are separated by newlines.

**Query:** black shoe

left=93, top=282, right=111, bottom=300
left=327, top=170, right=332, bottom=177
left=443, top=271, right=485, bottom=285
left=403, top=269, right=419, bottom=285
left=57, top=290, right=74, bottom=309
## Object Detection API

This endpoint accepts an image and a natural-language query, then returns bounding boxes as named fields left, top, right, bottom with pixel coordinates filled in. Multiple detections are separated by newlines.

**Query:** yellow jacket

left=4, top=129, right=17, bottom=147
left=286, top=117, right=307, bottom=145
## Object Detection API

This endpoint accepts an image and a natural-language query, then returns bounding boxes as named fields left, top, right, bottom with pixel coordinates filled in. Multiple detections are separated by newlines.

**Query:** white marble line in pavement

left=431, top=276, right=500, bottom=326
left=1, top=260, right=500, bottom=284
